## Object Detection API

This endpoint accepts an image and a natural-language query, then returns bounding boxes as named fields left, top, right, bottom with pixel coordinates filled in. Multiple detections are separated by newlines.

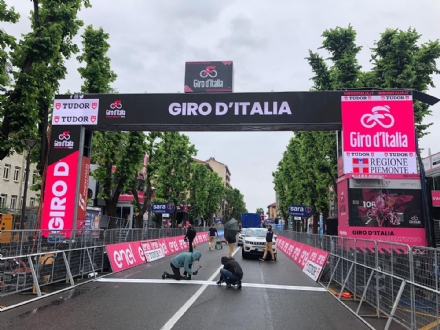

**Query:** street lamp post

left=21, top=139, right=37, bottom=229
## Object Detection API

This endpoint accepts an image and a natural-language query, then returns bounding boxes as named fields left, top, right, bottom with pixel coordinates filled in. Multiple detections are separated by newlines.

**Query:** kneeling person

left=217, top=256, right=243, bottom=289
left=162, top=251, right=201, bottom=280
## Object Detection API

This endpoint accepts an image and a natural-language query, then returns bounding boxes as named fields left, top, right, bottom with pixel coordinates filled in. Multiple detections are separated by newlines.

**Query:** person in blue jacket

left=162, top=251, right=201, bottom=280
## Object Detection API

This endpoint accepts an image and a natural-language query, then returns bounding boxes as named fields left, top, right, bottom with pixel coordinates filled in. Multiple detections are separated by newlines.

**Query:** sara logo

left=360, top=105, right=395, bottom=129
left=106, top=100, right=126, bottom=118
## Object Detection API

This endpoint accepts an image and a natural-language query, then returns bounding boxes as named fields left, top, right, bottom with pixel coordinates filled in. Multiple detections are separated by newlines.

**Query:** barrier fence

left=4, top=227, right=440, bottom=329
left=0, top=227, right=209, bottom=300
left=278, top=231, right=440, bottom=330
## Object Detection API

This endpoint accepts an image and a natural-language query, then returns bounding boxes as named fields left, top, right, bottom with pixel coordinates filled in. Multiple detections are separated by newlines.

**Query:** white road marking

left=96, top=278, right=326, bottom=292
left=159, top=247, right=240, bottom=330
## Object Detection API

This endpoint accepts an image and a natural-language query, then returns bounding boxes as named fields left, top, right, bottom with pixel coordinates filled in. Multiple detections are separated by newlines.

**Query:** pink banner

left=341, top=95, right=416, bottom=153
left=433, top=191, right=440, bottom=207
left=277, top=236, right=329, bottom=269
left=105, top=242, right=146, bottom=272
left=157, top=232, right=210, bottom=257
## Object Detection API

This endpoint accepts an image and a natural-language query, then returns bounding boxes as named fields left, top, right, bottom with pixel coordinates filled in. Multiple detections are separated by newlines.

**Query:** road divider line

left=159, top=247, right=240, bottom=330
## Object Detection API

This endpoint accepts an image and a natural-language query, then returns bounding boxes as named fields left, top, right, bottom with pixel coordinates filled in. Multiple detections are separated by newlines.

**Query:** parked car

left=242, top=228, right=277, bottom=260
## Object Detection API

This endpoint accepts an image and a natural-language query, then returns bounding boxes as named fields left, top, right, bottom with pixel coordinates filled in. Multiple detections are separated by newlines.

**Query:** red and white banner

left=41, top=151, right=81, bottom=238
left=157, top=232, right=210, bottom=257
left=277, top=236, right=328, bottom=281
left=106, top=242, right=146, bottom=272
left=77, top=156, right=90, bottom=221
left=52, top=98, right=100, bottom=126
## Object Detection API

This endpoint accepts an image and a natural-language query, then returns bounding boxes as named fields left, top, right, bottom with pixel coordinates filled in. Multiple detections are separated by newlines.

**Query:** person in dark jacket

left=208, top=223, right=218, bottom=251
left=184, top=224, right=197, bottom=252
left=260, top=225, right=276, bottom=261
left=162, top=251, right=201, bottom=281
left=217, top=256, right=243, bottom=289
left=224, top=227, right=237, bottom=258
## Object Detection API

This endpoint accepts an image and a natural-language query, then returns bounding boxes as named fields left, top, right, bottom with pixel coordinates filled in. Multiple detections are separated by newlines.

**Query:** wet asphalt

left=1, top=243, right=369, bottom=330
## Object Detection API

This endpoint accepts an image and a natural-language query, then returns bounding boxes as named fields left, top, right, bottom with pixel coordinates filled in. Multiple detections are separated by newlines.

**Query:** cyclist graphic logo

left=106, top=100, right=126, bottom=118
left=54, top=131, right=74, bottom=149
left=200, top=66, right=217, bottom=78
left=360, top=105, right=395, bottom=129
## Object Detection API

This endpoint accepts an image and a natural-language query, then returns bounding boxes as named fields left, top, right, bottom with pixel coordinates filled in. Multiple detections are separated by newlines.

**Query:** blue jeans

left=220, top=268, right=242, bottom=285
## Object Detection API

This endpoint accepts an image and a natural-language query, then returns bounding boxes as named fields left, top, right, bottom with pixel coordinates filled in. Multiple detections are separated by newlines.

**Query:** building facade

left=204, top=157, right=232, bottom=188
left=0, top=152, right=40, bottom=211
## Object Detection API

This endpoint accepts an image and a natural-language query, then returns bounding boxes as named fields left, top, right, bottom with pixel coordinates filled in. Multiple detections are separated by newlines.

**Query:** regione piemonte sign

left=341, top=92, right=417, bottom=176
left=184, top=61, right=233, bottom=93
left=52, top=98, right=100, bottom=125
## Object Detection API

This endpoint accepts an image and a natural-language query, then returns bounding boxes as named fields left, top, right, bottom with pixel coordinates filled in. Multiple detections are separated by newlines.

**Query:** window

left=13, top=167, right=21, bottom=182
left=0, top=194, right=7, bottom=208
left=19, top=196, right=23, bottom=209
left=10, top=195, right=17, bottom=209
left=3, top=164, right=11, bottom=180
left=30, top=197, right=35, bottom=207
left=32, top=171, right=37, bottom=185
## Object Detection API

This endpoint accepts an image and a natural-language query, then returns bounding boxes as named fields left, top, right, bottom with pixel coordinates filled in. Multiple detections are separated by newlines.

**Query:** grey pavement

left=1, top=243, right=370, bottom=330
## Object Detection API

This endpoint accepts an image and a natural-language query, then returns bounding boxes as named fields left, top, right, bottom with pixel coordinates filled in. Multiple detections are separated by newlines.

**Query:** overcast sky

left=4, top=0, right=440, bottom=214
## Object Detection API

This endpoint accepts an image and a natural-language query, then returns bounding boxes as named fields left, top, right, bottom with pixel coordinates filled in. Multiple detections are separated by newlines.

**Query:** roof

left=205, top=157, right=231, bottom=175
left=267, top=202, right=277, bottom=208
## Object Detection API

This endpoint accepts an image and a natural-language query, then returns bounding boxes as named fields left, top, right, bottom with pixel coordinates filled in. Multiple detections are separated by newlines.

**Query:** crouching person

left=217, top=256, right=243, bottom=289
left=162, top=251, right=201, bottom=280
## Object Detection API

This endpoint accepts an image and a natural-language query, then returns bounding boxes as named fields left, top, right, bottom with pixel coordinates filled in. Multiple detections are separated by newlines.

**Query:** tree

left=132, top=132, right=163, bottom=228
left=154, top=132, right=197, bottom=226
left=224, top=188, right=247, bottom=221
left=279, top=25, right=440, bottom=234
left=187, top=162, right=211, bottom=224
left=77, top=25, right=146, bottom=224
left=256, top=208, right=264, bottom=214
left=0, top=0, right=91, bottom=161
left=202, top=171, right=224, bottom=224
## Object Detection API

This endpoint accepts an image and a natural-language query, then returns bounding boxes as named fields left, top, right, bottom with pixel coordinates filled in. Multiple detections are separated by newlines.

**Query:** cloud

left=1, top=0, right=440, bottom=214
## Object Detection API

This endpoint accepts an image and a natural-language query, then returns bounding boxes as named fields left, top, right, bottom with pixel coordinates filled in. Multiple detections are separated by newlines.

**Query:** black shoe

left=226, top=284, right=232, bottom=288
left=162, top=272, right=167, bottom=279
left=237, top=281, right=242, bottom=290
left=259, top=258, right=265, bottom=262
left=216, top=280, right=223, bottom=285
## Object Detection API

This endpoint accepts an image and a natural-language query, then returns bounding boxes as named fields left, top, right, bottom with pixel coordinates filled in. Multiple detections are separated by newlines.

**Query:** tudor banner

left=52, top=98, right=100, bottom=125
left=341, top=92, right=417, bottom=176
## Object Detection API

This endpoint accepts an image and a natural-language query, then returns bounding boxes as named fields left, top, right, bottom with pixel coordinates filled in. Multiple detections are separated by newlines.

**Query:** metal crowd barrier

left=0, top=227, right=209, bottom=300
left=278, top=230, right=440, bottom=330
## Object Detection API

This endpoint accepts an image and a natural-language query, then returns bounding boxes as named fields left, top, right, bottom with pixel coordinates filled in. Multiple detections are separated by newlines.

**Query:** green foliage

left=154, top=132, right=197, bottom=225
left=225, top=188, right=247, bottom=221
left=274, top=26, right=440, bottom=233
left=76, top=24, right=147, bottom=220
left=0, top=0, right=91, bottom=160
left=256, top=207, right=264, bottom=214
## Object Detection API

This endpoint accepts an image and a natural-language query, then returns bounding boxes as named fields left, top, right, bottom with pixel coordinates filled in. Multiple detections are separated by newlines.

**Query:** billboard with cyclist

left=184, top=61, right=233, bottom=93
left=341, top=92, right=417, bottom=177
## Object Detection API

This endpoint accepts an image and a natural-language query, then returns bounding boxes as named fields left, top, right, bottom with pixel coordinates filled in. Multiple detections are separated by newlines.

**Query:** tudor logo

left=54, top=116, right=60, bottom=123
left=91, top=115, right=97, bottom=123
left=92, top=102, right=98, bottom=109
left=55, top=103, right=61, bottom=110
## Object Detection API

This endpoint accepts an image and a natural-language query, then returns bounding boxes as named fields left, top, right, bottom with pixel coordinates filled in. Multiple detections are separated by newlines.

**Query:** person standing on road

left=224, top=228, right=237, bottom=259
left=217, top=256, right=243, bottom=289
left=184, top=224, right=197, bottom=253
left=162, top=251, right=201, bottom=281
left=260, top=225, right=276, bottom=262
left=208, top=223, right=218, bottom=250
